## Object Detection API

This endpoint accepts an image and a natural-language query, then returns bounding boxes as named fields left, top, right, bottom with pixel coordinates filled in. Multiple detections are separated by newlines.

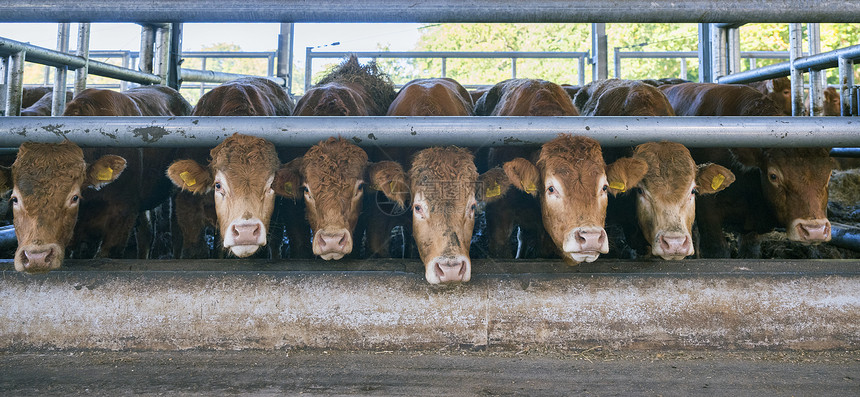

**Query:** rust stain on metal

left=132, top=126, right=170, bottom=143
left=40, top=124, right=69, bottom=138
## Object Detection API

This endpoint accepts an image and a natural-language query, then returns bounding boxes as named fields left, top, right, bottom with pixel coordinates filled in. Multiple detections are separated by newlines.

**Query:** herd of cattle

left=2, top=55, right=854, bottom=284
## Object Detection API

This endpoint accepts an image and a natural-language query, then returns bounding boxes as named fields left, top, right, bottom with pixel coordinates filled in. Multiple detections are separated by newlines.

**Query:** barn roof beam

left=0, top=116, right=858, bottom=148
left=1, top=1, right=859, bottom=23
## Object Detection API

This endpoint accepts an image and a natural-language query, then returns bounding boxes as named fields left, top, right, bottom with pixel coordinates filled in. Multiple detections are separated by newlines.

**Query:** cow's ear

left=84, top=155, right=126, bottom=190
left=273, top=157, right=304, bottom=199
left=696, top=163, right=736, bottom=194
left=367, top=161, right=409, bottom=208
left=0, top=166, right=11, bottom=194
left=167, top=159, right=212, bottom=194
left=605, top=157, right=648, bottom=196
left=729, top=148, right=763, bottom=170
left=503, top=158, right=540, bottom=196
left=478, top=167, right=512, bottom=203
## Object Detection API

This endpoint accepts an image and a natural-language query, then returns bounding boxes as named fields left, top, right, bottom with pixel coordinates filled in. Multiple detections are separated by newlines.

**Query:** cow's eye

left=634, top=187, right=643, bottom=194
left=691, top=188, right=698, bottom=195
left=71, top=195, right=79, bottom=203
left=602, top=184, right=608, bottom=192
left=470, top=203, right=477, bottom=214
left=769, top=173, right=778, bottom=182
left=214, top=182, right=222, bottom=190
left=414, top=204, right=422, bottom=213
left=10, top=196, right=18, bottom=204
left=547, top=186, right=555, bottom=193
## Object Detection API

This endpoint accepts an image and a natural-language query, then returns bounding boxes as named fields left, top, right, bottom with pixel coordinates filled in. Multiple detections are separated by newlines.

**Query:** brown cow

left=62, top=86, right=191, bottom=259
left=176, top=77, right=296, bottom=259
left=20, top=90, right=73, bottom=116
left=290, top=56, right=397, bottom=259
left=0, top=141, right=124, bottom=273
left=21, top=87, right=53, bottom=109
left=167, top=134, right=284, bottom=258
left=367, top=78, right=475, bottom=258
left=474, top=78, right=579, bottom=259
left=661, top=82, right=835, bottom=258
left=574, top=79, right=736, bottom=260
left=372, top=147, right=510, bottom=283
left=502, top=135, right=648, bottom=265
left=275, top=138, right=404, bottom=260
left=747, top=77, right=792, bottom=116
left=808, top=86, right=841, bottom=116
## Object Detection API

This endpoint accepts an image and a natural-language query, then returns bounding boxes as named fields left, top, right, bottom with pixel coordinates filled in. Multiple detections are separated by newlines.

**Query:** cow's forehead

left=302, top=139, right=368, bottom=181
left=13, top=142, right=86, bottom=196
left=765, top=148, right=832, bottom=179
left=209, top=134, right=279, bottom=173
left=635, top=143, right=696, bottom=198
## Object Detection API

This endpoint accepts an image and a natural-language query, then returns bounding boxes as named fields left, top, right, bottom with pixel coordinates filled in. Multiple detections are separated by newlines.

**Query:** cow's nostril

left=252, top=225, right=260, bottom=238
left=435, top=262, right=445, bottom=279
left=338, top=234, right=347, bottom=247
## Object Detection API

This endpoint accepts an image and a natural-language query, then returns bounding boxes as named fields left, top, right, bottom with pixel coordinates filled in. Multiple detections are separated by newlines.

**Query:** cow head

left=372, top=147, right=510, bottom=284
left=167, top=134, right=280, bottom=258
left=732, top=147, right=835, bottom=244
left=4, top=141, right=125, bottom=273
left=627, top=142, right=735, bottom=260
left=274, top=138, right=402, bottom=260
left=503, top=135, right=647, bottom=265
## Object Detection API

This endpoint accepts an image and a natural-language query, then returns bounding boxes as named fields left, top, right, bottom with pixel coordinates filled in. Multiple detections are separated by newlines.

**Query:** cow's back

left=125, top=86, right=193, bottom=116
left=192, top=77, right=294, bottom=117
left=661, top=83, right=783, bottom=117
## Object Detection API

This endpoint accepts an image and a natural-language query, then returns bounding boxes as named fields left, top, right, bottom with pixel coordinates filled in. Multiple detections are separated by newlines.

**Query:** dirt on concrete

left=1, top=349, right=858, bottom=396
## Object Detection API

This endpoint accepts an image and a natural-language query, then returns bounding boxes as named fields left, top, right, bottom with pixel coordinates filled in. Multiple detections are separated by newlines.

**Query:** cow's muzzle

left=15, top=243, right=63, bottom=273
left=224, top=219, right=267, bottom=257
left=562, top=226, right=609, bottom=264
left=314, top=228, right=352, bottom=260
left=426, top=254, right=471, bottom=284
left=652, top=231, right=694, bottom=260
left=788, top=218, right=832, bottom=243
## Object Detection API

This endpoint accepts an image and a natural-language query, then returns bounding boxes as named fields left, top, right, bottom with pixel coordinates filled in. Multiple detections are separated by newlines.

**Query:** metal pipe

left=304, top=46, right=312, bottom=93
left=180, top=68, right=286, bottom=85
left=839, top=56, right=854, bottom=117
left=1, top=116, right=859, bottom=148
left=808, top=23, right=824, bottom=116
left=2, top=1, right=859, bottom=23
left=793, top=45, right=860, bottom=71
left=120, top=52, right=130, bottom=91
left=0, top=225, right=15, bottom=251
left=830, top=223, right=860, bottom=253
left=167, top=22, right=182, bottom=90
left=153, top=24, right=170, bottom=85
left=308, top=50, right=590, bottom=60
left=830, top=148, right=860, bottom=157
left=698, top=23, right=713, bottom=83
left=0, top=37, right=161, bottom=85
left=727, top=27, right=741, bottom=75
left=51, top=23, right=71, bottom=116
left=716, top=62, right=792, bottom=84
left=138, top=24, right=155, bottom=74
left=5, top=51, right=25, bottom=117
left=591, top=23, right=608, bottom=81
left=710, top=24, right=726, bottom=80
left=614, top=46, right=622, bottom=78
left=276, top=23, right=293, bottom=92
left=788, top=23, right=804, bottom=117
left=74, top=23, right=90, bottom=96
left=0, top=56, right=7, bottom=116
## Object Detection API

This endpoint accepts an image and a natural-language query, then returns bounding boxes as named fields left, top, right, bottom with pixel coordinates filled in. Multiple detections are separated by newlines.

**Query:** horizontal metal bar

left=831, top=148, right=860, bottom=157
left=180, top=68, right=286, bottom=85
left=0, top=36, right=161, bottom=85
left=309, top=50, right=589, bottom=60
left=617, top=50, right=790, bottom=59
left=831, top=223, right=860, bottom=253
left=1, top=116, right=859, bottom=148
left=717, top=44, right=860, bottom=84
left=2, top=1, right=860, bottom=23
left=716, top=62, right=792, bottom=84
left=89, top=51, right=277, bottom=59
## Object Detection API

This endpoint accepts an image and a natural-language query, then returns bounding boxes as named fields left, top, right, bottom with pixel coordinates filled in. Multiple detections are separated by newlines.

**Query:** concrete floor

left=2, top=349, right=858, bottom=396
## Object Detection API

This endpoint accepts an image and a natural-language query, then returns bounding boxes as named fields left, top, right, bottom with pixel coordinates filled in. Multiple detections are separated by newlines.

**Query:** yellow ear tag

left=389, top=181, right=398, bottom=193
left=283, top=182, right=293, bottom=196
left=486, top=182, right=501, bottom=198
left=609, top=181, right=626, bottom=192
left=179, top=171, right=196, bottom=187
left=524, top=182, right=537, bottom=194
left=711, top=174, right=726, bottom=191
left=96, top=167, right=113, bottom=181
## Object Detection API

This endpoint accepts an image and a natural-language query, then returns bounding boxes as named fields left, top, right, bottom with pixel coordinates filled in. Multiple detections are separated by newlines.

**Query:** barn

left=0, top=1, right=859, bottom=394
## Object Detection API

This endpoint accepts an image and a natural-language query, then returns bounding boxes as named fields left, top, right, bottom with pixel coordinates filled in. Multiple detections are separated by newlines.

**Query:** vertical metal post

left=139, top=24, right=156, bottom=74
left=120, top=52, right=130, bottom=91
left=680, top=58, right=687, bottom=79
left=788, top=23, right=805, bottom=116
left=591, top=23, right=608, bottom=81
left=749, top=57, right=757, bottom=70
left=614, top=47, right=621, bottom=78
left=52, top=23, right=71, bottom=116
left=441, top=57, right=447, bottom=78
left=267, top=54, right=274, bottom=77
left=578, top=56, right=585, bottom=86
left=304, top=47, right=313, bottom=93
left=167, top=22, right=182, bottom=90
left=710, top=24, right=726, bottom=81
left=698, top=23, right=713, bottom=83
left=807, top=23, right=824, bottom=116
left=5, top=51, right=26, bottom=117
left=43, top=66, right=51, bottom=85
left=726, top=27, right=741, bottom=75
left=0, top=56, right=8, bottom=116
left=276, top=22, right=294, bottom=93
left=511, top=58, right=517, bottom=79
left=74, top=23, right=91, bottom=96
left=838, top=56, right=854, bottom=116
left=154, top=24, right=171, bottom=85
left=199, top=57, right=207, bottom=98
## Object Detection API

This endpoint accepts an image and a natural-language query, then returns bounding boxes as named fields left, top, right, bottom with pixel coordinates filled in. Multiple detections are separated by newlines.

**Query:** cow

left=747, top=77, right=792, bottom=116
left=21, top=87, right=53, bottom=109
left=808, top=86, right=841, bottom=116
left=501, top=134, right=648, bottom=265
left=20, top=90, right=73, bottom=116
left=167, top=133, right=285, bottom=258
left=368, top=77, right=475, bottom=258
left=573, top=79, right=736, bottom=260
left=474, top=78, right=579, bottom=259
left=371, top=147, right=510, bottom=284
left=0, top=141, right=125, bottom=273
left=290, top=55, right=397, bottom=259
left=61, top=86, right=192, bottom=260
left=660, top=82, right=835, bottom=258
left=175, top=77, right=296, bottom=259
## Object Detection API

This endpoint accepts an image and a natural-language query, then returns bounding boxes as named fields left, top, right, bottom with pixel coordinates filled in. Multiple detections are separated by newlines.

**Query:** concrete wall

left=1, top=259, right=858, bottom=351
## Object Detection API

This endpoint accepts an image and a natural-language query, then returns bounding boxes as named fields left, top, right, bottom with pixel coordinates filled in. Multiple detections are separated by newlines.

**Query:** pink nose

left=23, top=248, right=55, bottom=272
left=316, top=230, right=351, bottom=254
left=575, top=229, right=607, bottom=252
left=796, top=220, right=831, bottom=242
left=231, top=223, right=261, bottom=245
left=432, top=256, right=469, bottom=283
left=659, top=234, right=692, bottom=257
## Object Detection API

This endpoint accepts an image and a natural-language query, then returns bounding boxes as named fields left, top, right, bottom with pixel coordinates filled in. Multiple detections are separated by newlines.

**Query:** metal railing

left=305, top=49, right=589, bottom=92
left=614, top=50, right=796, bottom=80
